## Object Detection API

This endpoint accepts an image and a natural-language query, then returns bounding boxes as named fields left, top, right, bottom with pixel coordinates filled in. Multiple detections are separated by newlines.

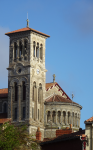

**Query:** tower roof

left=45, top=94, right=78, bottom=105
left=5, top=27, right=50, bottom=38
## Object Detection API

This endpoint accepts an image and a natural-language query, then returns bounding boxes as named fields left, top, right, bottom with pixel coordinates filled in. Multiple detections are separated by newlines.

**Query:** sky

left=0, top=0, right=93, bottom=129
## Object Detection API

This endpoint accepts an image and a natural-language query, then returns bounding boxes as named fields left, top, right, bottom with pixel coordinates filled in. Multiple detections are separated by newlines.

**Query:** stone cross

left=26, top=19, right=29, bottom=27
left=53, top=74, right=56, bottom=83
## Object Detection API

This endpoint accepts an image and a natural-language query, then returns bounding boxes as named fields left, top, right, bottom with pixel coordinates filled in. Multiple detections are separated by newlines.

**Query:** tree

left=0, top=121, right=41, bottom=150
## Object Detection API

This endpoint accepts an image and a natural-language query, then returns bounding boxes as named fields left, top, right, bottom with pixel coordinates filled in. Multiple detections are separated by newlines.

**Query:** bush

left=0, top=121, right=41, bottom=150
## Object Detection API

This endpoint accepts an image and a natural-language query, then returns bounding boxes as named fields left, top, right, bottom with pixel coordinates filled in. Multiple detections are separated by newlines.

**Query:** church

left=0, top=20, right=82, bottom=140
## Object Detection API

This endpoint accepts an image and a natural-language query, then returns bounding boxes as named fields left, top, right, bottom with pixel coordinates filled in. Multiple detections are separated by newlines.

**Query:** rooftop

left=40, top=129, right=85, bottom=145
left=5, top=27, right=50, bottom=38
left=45, top=94, right=77, bottom=104
left=85, top=116, right=93, bottom=123
left=0, top=88, right=8, bottom=98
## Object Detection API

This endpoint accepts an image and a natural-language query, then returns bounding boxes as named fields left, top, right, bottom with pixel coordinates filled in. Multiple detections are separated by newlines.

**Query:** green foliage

left=0, top=121, right=41, bottom=150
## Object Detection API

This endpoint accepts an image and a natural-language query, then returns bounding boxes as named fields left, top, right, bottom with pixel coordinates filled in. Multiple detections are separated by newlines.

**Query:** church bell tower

left=5, top=21, right=50, bottom=139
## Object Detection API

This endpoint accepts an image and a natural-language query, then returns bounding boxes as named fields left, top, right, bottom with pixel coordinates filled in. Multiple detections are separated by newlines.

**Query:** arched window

left=24, top=39, right=28, bottom=55
left=14, top=42, right=17, bottom=59
left=68, top=112, right=70, bottom=124
left=52, top=111, right=56, bottom=123
left=33, top=82, right=36, bottom=101
left=3, top=103, right=7, bottom=113
left=47, top=111, right=50, bottom=123
left=58, top=111, right=61, bottom=123
left=40, top=44, right=43, bottom=60
left=36, top=43, right=39, bottom=58
left=72, top=112, right=74, bottom=126
left=33, top=41, right=36, bottom=57
left=23, top=107, right=26, bottom=119
left=38, top=109, right=39, bottom=120
left=63, top=111, right=66, bottom=124
left=15, top=108, right=17, bottom=120
left=19, top=41, right=22, bottom=58
left=14, top=82, right=18, bottom=101
left=22, top=81, right=26, bottom=101
left=38, top=83, right=42, bottom=103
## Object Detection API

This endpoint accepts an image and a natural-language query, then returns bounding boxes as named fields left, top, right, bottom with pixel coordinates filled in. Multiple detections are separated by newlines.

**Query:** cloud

left=63, top=0, right=93, bottom=35
left=0, top=26, right=10, bottom=88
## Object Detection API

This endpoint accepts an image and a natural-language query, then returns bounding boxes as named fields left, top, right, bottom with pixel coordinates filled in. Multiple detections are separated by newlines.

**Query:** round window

left=18, top=68, right=21, bottom=73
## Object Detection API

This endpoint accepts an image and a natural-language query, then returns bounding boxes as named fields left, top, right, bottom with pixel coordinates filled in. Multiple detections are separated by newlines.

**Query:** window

left=68, top=112, right=70, bottom=124
left=47, top=111, right=50, bottom=123
left=23, top=107, right=25, bottom=119
left=15, top=108, right=17, bottom=120
left=4, top=103, right=7, bottom=113
left=36, top=43, right=39, bottom=58
left=14, top=82, right=18, bottom=101
left=38, top=109, right=39, bottom=120
left=23, top=81, right=26, bottom=100
left=24, top=39, right=28, bottom=55
left=63, top=111, right=66, bottom=124
left=38, top=83, right=42, bottom=103
left=14, top=42, right=17, bottom=59
left=33, top=82, right=36, bottom=101
left=19, top=41, right=22, bottom=57
left=40, top=44, right=43, bottom=60
left=58, top=111, right=61, bottom=123
left=52, top=111, right=55, bottom=123
left=33, top=41, right=36, bottom=57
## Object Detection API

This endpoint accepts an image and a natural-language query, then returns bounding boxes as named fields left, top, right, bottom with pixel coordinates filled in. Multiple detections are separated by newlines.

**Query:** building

left=40, top=128, right=86, bottom=150
left=0, top=21, right=82, bottom=140
left=85, top=116, right=93, bottom=150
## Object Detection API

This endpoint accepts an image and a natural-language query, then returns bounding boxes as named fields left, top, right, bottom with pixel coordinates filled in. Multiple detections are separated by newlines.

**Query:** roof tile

left=45, top=94, right=78, bottom=105
left=85, top=116, right=93, bottom=122
left=5, top=27, right=50, bottom=37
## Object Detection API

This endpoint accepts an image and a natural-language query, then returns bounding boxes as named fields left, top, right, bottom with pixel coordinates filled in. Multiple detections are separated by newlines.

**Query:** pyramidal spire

left=26, top=12, right=29, bottom=27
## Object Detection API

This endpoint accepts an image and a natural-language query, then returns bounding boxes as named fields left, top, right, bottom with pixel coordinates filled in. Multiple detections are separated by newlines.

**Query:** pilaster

left=17, top=84, right=21, bottom=121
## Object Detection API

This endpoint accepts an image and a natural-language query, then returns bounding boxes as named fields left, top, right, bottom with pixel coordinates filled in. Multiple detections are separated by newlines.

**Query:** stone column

left=69, top=113, right=71, bottom=124
left=17, top=84, right=21, bottom=121
left=35, top=44, right=36, bottom=58
left=50, top=111, right=52, bottom=122
left=12, top=44, right=14, bottom=62
left=78, top=114, right=80, bottom=127
left=61, top=111, right=63, bottom=125
left=39, top=47, right=40, bottom=59
left=25, top=83, right=29, bottom=119
left=36, top=86, right=38, bottom=120
left=71, top=112, right=73, bottom=126
left=73, top=113, right=75, bottom=127
left=66, top=111, right=68, bottom=125
left=10, top=86, right=13, bottom=120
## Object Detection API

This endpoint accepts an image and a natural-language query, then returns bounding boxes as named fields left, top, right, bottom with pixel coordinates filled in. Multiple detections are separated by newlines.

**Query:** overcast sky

left=0, top=0, right=93, bottom=129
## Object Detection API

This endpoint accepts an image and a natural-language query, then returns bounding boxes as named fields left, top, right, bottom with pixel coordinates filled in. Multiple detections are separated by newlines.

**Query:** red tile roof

left=40, top=129, right=85, bottom=145
left=85, top=116, right=93, bottom=123
left=45, top=94, right=78, bottom=105
left=46, top=82, right=71, bottom=100
left=46, top=82, right=57, bottom=89
left=0, top=118, right=11, bottom=124
left=0, top=88, right=8, bottom=98
left=5, top=27, right=50, bottom=37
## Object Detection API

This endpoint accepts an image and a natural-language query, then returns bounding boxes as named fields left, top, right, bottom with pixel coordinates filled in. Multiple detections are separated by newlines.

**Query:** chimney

left=70, top=124, right=72, bottom=129
left=36, top=127, right=41, bottom=141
